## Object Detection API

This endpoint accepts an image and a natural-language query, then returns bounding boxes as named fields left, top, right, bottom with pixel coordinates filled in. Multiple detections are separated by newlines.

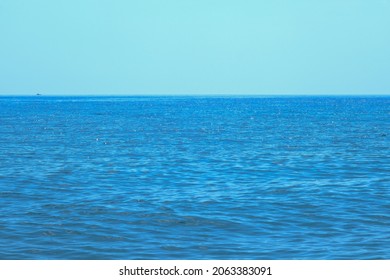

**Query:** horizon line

left=1, top=92, right=390, bottom=97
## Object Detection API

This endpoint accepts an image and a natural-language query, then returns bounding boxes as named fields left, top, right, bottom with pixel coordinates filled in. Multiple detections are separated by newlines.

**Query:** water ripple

left=0, top=96, right=389, bottom=259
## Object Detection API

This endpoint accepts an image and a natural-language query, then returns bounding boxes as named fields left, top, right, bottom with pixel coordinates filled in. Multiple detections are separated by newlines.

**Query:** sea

left=0, top=96, right=389, bottom=259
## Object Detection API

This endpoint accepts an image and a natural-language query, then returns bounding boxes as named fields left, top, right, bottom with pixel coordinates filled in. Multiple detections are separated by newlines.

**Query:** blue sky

left=0, top=0, right=389, bottom=95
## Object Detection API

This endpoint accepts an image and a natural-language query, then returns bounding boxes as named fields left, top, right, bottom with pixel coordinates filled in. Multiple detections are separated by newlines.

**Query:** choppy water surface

left=0, top=96, right=389, bottom=259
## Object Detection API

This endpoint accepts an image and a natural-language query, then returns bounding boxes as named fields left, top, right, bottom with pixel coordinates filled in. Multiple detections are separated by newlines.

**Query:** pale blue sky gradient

left=1, top=0, right=389, bottom=95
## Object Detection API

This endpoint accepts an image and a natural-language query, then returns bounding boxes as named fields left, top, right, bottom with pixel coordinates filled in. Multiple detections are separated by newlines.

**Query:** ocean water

left=0, top=96, right=389, bottom=260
